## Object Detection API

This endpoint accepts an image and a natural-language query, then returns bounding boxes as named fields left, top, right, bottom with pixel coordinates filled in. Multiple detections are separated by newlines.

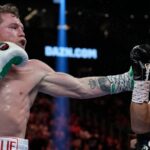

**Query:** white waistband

left=0, top=137, right=28, bottom=150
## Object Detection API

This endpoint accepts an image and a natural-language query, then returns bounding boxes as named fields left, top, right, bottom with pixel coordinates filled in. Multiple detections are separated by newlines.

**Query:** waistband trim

left=0, top=137, right=28, bottom=150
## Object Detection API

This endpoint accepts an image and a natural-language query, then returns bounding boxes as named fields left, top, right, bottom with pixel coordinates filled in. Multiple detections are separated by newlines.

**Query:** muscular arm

left=130, top=102, right=150, bottom=134
left=34, top=59, right=131, bottom=99
left=39, top=72, right=112, bottom=99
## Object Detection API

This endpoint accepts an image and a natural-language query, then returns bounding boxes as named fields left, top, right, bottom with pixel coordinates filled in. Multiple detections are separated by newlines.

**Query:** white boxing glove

left=0, top=41, right=29, bottom=79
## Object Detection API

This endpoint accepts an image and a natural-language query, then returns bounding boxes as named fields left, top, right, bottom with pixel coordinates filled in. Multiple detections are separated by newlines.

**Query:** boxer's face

left=0, top=13, right=27, bottom=49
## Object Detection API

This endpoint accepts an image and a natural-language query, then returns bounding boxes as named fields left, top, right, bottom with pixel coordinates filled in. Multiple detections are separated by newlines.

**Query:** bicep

left=39, top=72, right=84, bottom=98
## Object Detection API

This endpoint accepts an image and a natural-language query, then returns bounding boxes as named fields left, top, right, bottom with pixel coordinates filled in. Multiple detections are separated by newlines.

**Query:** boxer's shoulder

left=16, top=59, right=45, bottom=68
left=26, top=59, right=46, bottom=66
left=14, top=59, right=54, bottom=76
left=27, top=59, right=53, bottom=71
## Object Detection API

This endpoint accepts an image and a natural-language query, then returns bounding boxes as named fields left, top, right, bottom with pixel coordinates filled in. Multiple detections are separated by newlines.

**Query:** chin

left=22, top=45, right=26, bottom=49
left=18, top=44, right=26, bottom=49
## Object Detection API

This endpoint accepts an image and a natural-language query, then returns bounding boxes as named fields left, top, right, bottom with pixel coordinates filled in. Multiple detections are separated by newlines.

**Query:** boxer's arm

left=39, top=72, right=110, bottom=99
left=39, top=68, right=133, bottom=99
left=36, top=58, right=132, bottom=98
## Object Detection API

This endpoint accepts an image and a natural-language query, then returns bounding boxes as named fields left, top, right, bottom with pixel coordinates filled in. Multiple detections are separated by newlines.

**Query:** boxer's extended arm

left=39, top=69, right=133, bottom=99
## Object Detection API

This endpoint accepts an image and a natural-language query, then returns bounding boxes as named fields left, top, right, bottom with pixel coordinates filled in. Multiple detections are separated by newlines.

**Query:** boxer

left=0, top=3, right=134, bottom=150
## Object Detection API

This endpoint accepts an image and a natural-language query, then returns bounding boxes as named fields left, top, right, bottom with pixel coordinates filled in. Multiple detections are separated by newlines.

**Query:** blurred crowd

left=26, top=92, right=133, bottom=150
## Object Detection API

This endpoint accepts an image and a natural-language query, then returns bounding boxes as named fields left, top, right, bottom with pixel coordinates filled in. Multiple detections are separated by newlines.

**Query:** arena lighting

left=44, top=46, right=98, bottom=59
left=24, top=9, right=38, bottom=21
left=52, top=0, right=70, bottom=149
left=53, top=0, right=60, bottom=4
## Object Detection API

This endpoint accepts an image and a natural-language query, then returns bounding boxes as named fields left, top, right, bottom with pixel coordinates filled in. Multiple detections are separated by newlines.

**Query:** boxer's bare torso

left=0, top=59, right=51, bottom=138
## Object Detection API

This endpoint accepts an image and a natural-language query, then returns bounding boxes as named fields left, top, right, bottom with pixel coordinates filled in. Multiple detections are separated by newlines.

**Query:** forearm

left=78, top=68, right=133, bottom=98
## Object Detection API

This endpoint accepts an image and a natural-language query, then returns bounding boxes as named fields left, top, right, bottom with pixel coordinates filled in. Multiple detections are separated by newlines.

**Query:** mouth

left=18, top=39, right=26, bottom=48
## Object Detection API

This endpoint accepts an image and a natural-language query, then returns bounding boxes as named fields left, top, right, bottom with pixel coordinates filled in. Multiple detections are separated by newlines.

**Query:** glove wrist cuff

left=132, top=81, right=150, bottom=103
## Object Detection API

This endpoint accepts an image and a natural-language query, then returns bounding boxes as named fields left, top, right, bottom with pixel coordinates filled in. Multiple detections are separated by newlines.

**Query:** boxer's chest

left=0, top=70, right=40, bottom=100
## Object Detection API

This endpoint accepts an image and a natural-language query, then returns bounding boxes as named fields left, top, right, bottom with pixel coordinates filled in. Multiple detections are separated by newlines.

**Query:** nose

left=20, top=31, right=25, bottom=37
left=18, top=28, right=25, bottom=37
